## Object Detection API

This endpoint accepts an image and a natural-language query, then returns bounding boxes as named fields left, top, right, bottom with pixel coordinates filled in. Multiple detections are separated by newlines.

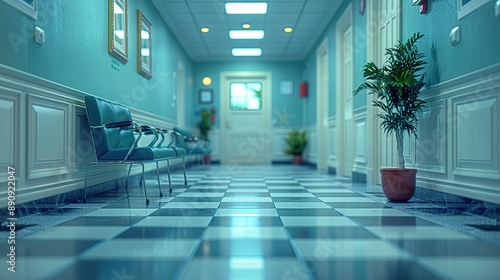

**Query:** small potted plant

left=353, top=33, right=427, bottom=201
left=284, top=129, right=308, bottom=164
left=196, top=107, right=215, bottom=163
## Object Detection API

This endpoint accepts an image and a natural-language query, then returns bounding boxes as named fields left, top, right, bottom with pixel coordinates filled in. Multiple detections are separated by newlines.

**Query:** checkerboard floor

left=2, top=165, right=500, bottom=280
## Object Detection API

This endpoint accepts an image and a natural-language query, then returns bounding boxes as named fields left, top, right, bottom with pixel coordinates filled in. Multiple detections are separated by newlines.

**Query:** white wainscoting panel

left=453, top=95, right=499, bottom=180
left=328, top=118, right=336, bottom=168
left=272, top=128, right=291, bottom=161
left=0, top=88, right=20, bottom=183
left=352, top=111, right=367, bottom=174
left=417, top=101, right=446, bottom=173
left=27, top=95, right=70, bottom=180
left=306, top=126, right=317, bottom=164
left=209, top=128, right=220, bottom=161
left=416, top=63, right=500, bottom=203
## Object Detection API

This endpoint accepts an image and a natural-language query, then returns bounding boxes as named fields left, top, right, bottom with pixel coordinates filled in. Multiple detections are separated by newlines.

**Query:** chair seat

left=100, top=146, right=176, bottom=161
left=190, top=147, right=211, bottom=154
left=170, top=147, right=187, bottom=156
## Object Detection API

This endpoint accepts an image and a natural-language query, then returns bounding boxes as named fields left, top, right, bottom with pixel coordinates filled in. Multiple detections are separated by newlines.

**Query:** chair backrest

left=85, top=96, right=136, bottom=159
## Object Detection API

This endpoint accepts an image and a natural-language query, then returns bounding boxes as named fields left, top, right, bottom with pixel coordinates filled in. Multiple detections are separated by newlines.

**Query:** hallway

left=1, top=165, right=499, bottom=280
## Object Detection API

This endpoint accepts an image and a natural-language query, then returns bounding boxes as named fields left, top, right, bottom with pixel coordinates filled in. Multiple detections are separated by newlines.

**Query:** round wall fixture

left=202, top=76, right=212, bottom=86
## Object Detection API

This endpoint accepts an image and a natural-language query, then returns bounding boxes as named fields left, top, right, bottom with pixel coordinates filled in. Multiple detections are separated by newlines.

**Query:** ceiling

left=152, top=0, right=342, bottom=62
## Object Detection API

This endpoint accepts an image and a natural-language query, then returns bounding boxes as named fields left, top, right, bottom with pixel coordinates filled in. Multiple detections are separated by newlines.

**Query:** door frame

left=219, top=71, right=272, bottom=165
left=366, top=0, right=401, bottom=184
left=316, top=38, right=329, bottom=172
left=335, top=3, right=353, bottom=177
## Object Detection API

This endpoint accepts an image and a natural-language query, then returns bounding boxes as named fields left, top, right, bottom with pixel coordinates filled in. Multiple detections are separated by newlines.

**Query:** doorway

left=336, top=4, right=354, bottom=177
left=220, top=72, right=272, bottom=165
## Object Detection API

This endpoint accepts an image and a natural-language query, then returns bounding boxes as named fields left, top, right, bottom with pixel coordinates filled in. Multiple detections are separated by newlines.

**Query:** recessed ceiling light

left=229, top=30, right=264, bottom=39
left=231, top=48, right=262, bottom=56
left=284, top=27, right=293, bottom=33
left=225, top=2, right=268, bottom=14
left=242, top=24, right=251, bottom=29
left=201, top=27, right=210, bottom=33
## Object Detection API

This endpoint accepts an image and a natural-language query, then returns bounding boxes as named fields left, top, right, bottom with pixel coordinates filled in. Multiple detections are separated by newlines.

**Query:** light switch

left=34, top=26, right=45, bottom=45
left=450, top=26, right=460, bottom=46
left=495, top=0, right=500, bottom=20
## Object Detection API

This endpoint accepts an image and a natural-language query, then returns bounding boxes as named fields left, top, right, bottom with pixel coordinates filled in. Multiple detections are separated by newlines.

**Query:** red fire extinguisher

left=299, top=81, right=308, bottom=98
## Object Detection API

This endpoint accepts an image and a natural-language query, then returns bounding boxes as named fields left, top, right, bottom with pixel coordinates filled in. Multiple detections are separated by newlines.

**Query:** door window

left=230, top=82, right=262, bottom=110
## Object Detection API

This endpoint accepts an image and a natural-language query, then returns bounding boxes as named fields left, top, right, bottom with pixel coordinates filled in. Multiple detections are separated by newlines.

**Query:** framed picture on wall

left=137, top=10, right=152, bottom=79
left=199, top=89, right=213, bottom=104
left=457, top=0, right=489, bottom=19
left=2, top=0, right=38, bottom=19
left=108, top=0, right=128, bottom=63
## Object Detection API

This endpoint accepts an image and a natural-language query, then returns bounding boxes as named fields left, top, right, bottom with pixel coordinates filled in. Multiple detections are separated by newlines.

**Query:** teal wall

left=303, top=0, right=366, bottom=126
left=402, top=1, right=500, bottom=85
left=0, top=0, right=193, bottom=121
left=193, top=62, right=304, bottom=129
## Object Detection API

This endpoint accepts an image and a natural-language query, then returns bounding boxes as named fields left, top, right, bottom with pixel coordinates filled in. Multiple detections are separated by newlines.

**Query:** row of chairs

left=83, top=95, right=207, bottom=205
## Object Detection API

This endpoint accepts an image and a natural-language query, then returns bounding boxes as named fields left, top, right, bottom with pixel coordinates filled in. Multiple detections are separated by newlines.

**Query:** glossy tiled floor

left=2, top=165, right=500, bottom=280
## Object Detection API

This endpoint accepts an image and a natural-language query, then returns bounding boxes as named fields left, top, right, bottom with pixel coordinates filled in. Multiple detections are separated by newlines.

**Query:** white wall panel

left=0, top=88, right=20, bottom=183
left=453, top=96, right=498, bottom=179
left=328, top=119, right=337, bottom=167
left=27, top=95, right=70, bottom=179
left=272, top=128, right=290, bottom=161
left=416, top=101, right=446, bottom=173
left=353, top=112, right=367, bottom=174
left=306, top=126, right=317, bottom=163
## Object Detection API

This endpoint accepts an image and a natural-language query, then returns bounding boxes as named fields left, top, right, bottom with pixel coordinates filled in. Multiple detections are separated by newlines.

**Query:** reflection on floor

left=1, top=165, right=499, bottom=280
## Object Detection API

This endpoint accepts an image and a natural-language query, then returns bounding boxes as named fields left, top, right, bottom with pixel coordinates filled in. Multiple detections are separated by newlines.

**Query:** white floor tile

left=0, top=257, right=70, bottom=280
left=294, top=239, right=410, bottom=260
left=177, top=192, right=225, bottom=197
left=366, top=226, right=475, bottom=240
left=422, top=257, right=500, bottom=280
left=269, top=193, right=315, bottom=197
left=274, top=202, right=330, bottom=209
left=281, top=216, right=359, bottom=227
left=335, top=208, right=412, bottom=216
left=215, top=209, right=279, bottom=217
left=84, top=208, right=158, bottom=217
left=85, top=239, right=198, bottom=259
left=226, top=188, right=269, bottom=193
left=133, top=216, right=212, bottom=227
left=25, top=226, right=125, bottom=240
left=162, top=202, right=220, bottom=208
left=319, top=197, right=377, bottom=202
left=222, top=197, right=273, bottom=203
left=203, top=226, right=288, bottom=239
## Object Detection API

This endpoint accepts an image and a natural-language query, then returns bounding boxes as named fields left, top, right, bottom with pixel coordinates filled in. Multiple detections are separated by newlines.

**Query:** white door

left=316, top=38, right=329, bottom=172
left=220, top=72, right=272, bottom=165
left=336, top=4, right=353, bottom=177
left=366, top=0, right=401, bottom=184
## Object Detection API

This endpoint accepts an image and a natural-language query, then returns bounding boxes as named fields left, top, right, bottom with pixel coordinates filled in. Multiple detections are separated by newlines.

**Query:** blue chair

left=83, top=96, right=184, bottom=205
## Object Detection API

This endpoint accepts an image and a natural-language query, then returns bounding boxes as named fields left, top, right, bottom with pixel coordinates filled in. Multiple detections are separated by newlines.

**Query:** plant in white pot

left=353, top=33, right=427, bottom=201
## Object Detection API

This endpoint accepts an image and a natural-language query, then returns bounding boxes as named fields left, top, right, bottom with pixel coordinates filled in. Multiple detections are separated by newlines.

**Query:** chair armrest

left=91, top=120, right=133, bottom=129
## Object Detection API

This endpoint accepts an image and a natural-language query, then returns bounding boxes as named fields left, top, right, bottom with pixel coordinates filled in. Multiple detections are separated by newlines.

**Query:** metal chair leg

left=167, top=159, right=172, bottom=192
left=141, top=163, right=149, bottom=205
left=182, top=157, right=188, bottom=185
left=156, top=161, right=163, bottom=197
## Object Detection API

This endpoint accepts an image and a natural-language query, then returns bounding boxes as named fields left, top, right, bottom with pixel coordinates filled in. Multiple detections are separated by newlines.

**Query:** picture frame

left=2, top=0, right=38, bottom=19
left=108, top=0, right=128, bottom=63
left=137, top=10, right=152, bottom=79
left=457, top=0, right=489, bottom=19
left=199, top=89, right=213, bottom=104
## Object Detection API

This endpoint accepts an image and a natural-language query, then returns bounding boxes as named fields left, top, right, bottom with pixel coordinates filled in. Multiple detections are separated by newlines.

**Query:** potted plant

left=196, top=107, right=215, bottom=164
left=284, top=129, right=308, bottom=164
left=353, top=33, right=427, bottom=201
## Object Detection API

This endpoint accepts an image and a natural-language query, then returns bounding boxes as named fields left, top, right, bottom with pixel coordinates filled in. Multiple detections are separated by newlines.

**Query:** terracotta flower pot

left=292, top=155, right=303, bottom=165
left=380, top=168, right=417, bottom=202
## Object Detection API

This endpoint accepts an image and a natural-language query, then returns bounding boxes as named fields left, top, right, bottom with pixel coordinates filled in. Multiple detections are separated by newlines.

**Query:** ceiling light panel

left=229, top=30, right=264, bottom=39
left=225, top=2, right=268, bottom=14
left=231, top=48, right=262, bottom=56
